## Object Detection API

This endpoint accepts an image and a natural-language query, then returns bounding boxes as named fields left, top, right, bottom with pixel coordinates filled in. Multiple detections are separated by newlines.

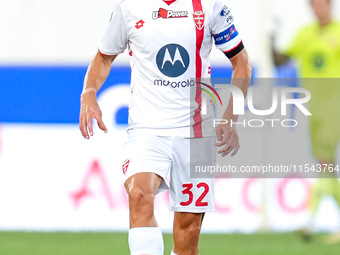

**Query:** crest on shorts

left=122, top=159, right=130, bottom=175
left=193, top=11, right=205, bottom=30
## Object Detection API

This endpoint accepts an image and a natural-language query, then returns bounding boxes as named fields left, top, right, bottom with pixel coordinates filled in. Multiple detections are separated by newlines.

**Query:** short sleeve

left=98, top=2, right=128, bottom=55
left=210, top=0, right=242, bottom=53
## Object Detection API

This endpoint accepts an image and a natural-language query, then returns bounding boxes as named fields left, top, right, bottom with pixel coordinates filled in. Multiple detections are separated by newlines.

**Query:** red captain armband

left=223, top=41, right=244, bottom=59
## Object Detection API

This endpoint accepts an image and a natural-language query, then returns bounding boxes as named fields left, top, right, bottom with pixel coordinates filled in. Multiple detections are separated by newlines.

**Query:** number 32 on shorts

left=180, top=183, right=209, bottom=207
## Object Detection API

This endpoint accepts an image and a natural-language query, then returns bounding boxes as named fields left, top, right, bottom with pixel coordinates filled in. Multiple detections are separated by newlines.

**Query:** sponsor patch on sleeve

left=213, top=25, right=239, bottom=45
left=219, top=5, right=234, bottom=24
left=220, top=5, right=230, bottom=16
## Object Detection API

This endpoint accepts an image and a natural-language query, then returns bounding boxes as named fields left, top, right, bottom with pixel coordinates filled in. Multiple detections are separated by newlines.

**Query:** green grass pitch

left=0, top=232, right=339, bottom=255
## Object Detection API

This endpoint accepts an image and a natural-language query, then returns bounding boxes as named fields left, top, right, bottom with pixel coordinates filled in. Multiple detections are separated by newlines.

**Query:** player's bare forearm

left=79, top=51, right=117, bottom=139
left=215, top=48, right=251, bottom=157
left=83, top=51, right=117, bottom=92
left=224, top=48, right=252, bottom=122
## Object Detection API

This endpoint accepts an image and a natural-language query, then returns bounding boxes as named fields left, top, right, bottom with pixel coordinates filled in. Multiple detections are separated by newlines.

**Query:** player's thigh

left=169, top=136, right=216, bottom=213
left=122, top=130, right=172, bottom=194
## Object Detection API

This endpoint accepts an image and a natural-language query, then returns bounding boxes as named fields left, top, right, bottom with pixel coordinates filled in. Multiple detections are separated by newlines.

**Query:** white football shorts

left=121, top=129, right=216, bottom=213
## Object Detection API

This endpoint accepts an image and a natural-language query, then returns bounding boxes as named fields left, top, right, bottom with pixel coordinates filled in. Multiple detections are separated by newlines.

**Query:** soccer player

left=272, top=0, right=340, bottom=243
left=79, top=0, right=251, bottom=254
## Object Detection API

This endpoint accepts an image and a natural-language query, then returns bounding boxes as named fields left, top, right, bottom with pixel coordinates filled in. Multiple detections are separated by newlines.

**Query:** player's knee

left=127, top=187, right=155, bottom=209
left=128, top=188, right=155, bottom=224
left=176, top=214, right=202, bottom=236
left=185, top=223, right=201, bottom=239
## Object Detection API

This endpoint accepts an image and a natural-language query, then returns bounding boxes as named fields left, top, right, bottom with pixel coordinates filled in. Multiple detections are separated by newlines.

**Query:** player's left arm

left=215, top=48, right=252, bottom=157
left=210, top=0, right=252, bottom=156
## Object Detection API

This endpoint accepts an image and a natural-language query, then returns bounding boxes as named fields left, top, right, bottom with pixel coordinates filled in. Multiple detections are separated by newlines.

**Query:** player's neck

left=318, top=16, right=331, bottom=27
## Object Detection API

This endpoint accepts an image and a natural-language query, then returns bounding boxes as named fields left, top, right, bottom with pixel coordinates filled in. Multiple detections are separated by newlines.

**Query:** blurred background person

left=272, top=0, right=340, bottom=244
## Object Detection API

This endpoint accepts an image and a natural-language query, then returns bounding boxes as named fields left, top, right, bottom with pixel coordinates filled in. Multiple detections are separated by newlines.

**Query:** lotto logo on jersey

left=156, top=44, right=190, bottom=78
left=152, top=8, right=188, bottom=20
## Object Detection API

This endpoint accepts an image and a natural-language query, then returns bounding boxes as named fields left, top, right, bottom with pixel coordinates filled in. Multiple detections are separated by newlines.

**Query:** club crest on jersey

left=152, top=8, right=188, bottom=19
left=193, top=11, right=205, bottom=30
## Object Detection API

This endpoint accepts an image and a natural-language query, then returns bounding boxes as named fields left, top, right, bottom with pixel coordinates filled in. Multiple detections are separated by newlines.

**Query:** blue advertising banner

left=0, top=66, right=238, bottom=124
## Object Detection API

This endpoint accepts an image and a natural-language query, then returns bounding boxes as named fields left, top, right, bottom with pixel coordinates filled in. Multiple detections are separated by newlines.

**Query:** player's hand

left=215, top=122, right=240, bottom=157
left=79, top=92, right=107, bottom=139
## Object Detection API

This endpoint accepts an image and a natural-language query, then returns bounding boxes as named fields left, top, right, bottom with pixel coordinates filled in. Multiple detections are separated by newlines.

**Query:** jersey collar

left=163, top=0, right=177, bottom=6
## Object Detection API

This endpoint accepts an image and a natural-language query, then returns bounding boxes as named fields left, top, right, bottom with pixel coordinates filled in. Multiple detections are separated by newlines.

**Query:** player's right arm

left=79, top=52, right=117, bottom=139
left=80, top=0, right=128, bottom=139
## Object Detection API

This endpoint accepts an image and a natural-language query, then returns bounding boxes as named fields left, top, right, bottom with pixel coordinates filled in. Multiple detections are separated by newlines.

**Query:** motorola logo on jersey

left=156, top=44, right=190, bottom=78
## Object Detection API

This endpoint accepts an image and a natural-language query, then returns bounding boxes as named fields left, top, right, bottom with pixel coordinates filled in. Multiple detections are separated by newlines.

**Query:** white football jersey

left=99, top=0, right=242, bottom=137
